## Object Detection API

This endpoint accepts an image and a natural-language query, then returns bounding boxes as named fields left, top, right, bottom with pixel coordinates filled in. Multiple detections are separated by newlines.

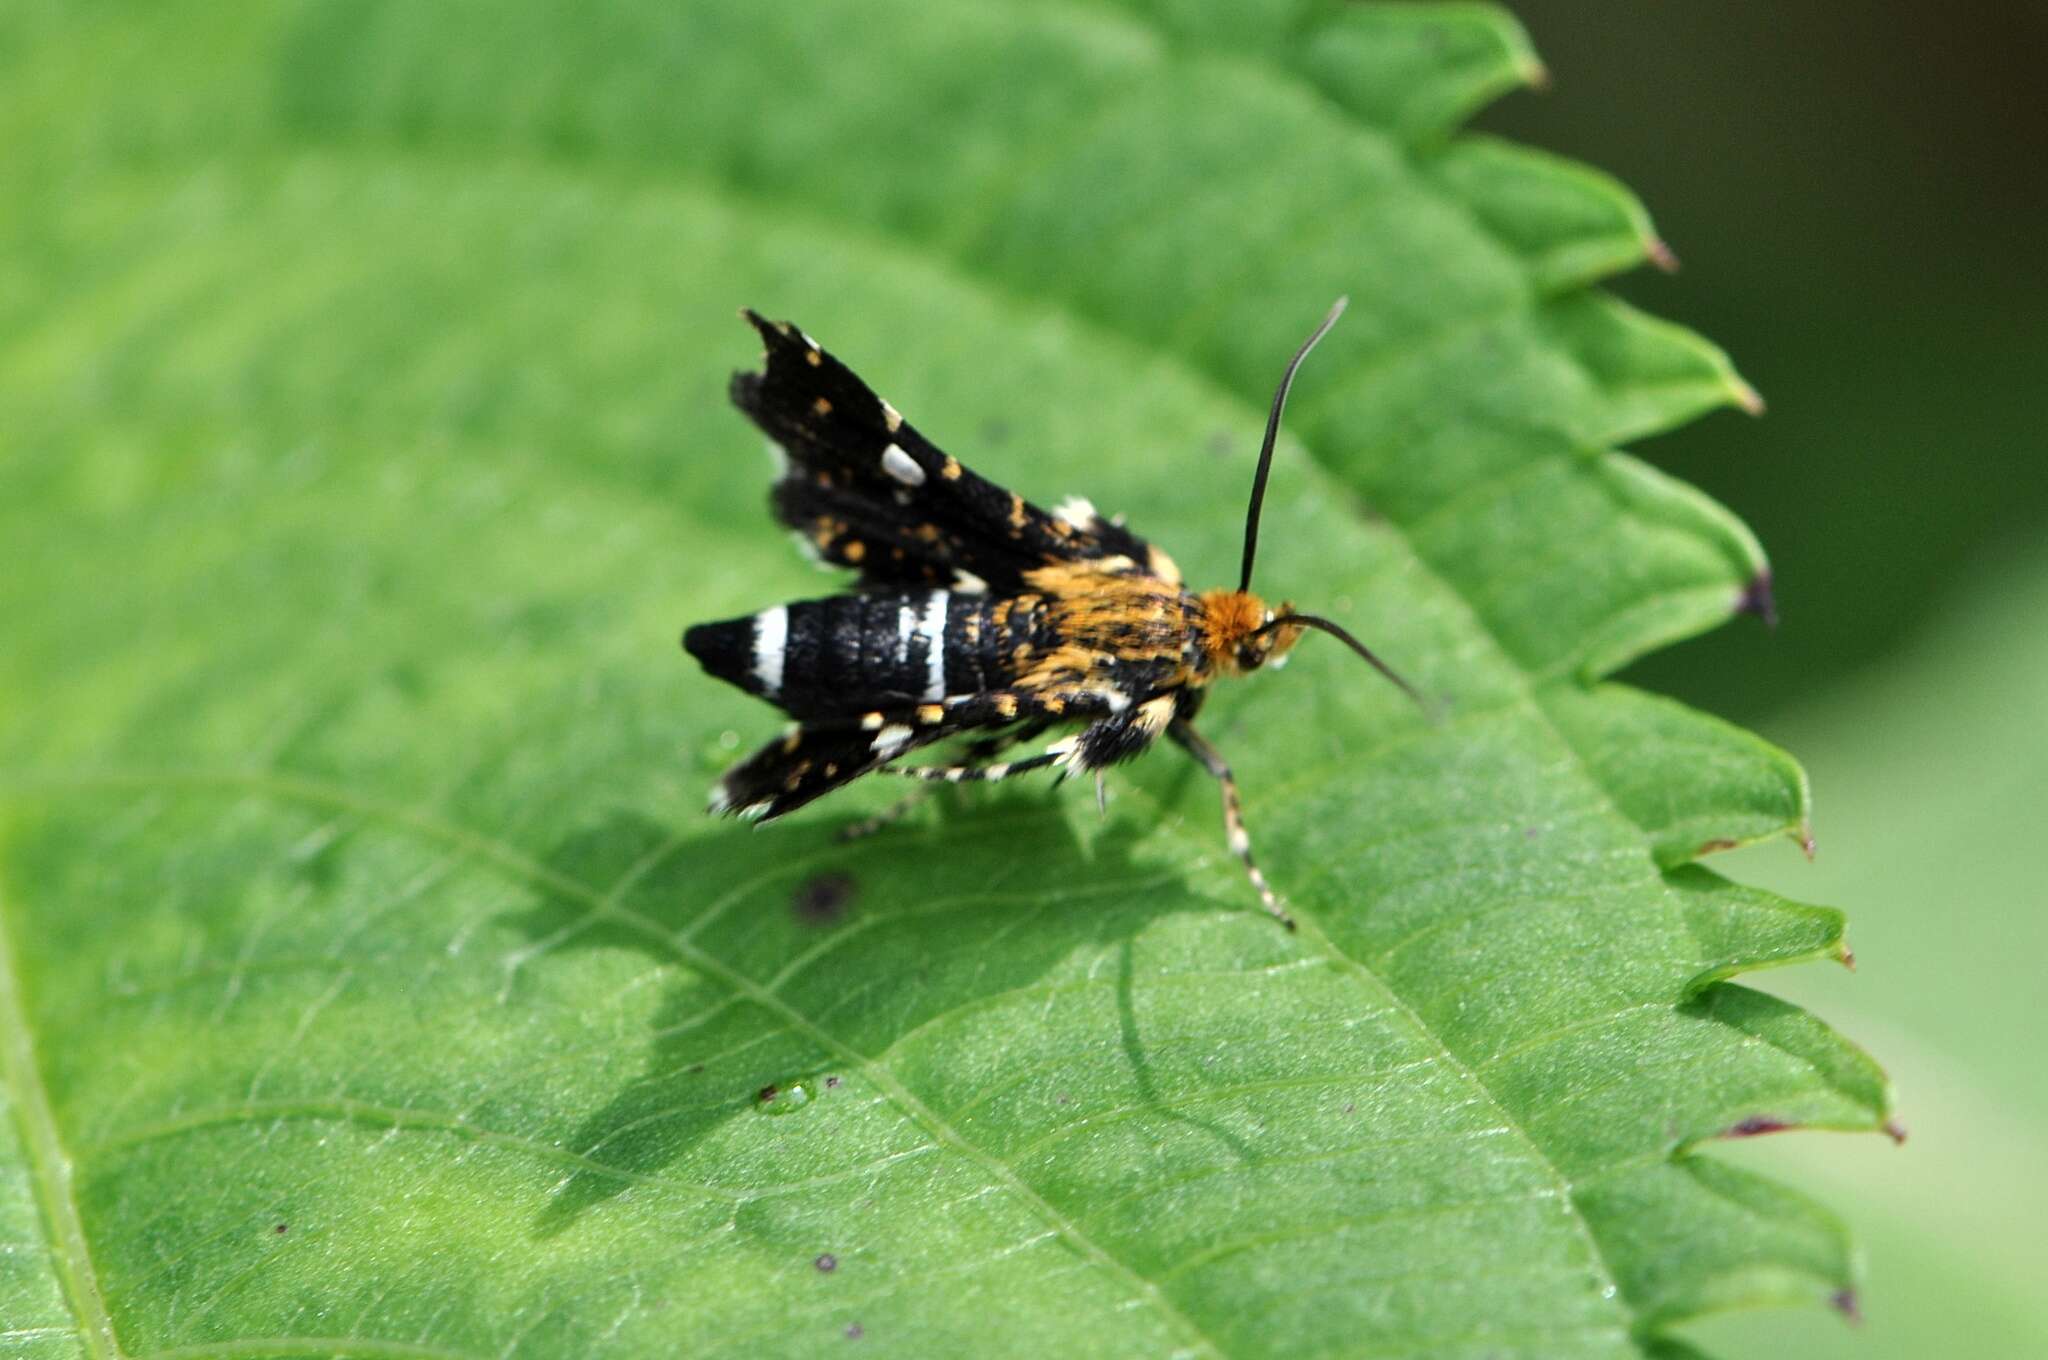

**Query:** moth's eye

left=1236, top=645, right=1266, bottom=672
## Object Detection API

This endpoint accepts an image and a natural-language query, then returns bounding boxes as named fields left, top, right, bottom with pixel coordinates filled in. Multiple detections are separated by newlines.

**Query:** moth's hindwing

left=733, top=310, right=1180, bottom=593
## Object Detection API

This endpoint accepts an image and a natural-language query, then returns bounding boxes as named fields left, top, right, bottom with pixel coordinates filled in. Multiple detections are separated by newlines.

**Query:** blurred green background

left=1485, top=4, right=2048, bottom=1355
left=7, top=1, right=2044, bottom=1355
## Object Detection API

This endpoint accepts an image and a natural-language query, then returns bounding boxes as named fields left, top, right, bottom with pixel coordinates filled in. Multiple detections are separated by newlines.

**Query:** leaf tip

left=1732, top=375, right=1768, bottom=416
left=1883, top=1118, right=1909, bottom=1146
left=1830, top=1288, right=1864, bottom=1327
left=1645, top=236, right=1681, bottom=273
left=1735, top=568, right=1778, bottom=630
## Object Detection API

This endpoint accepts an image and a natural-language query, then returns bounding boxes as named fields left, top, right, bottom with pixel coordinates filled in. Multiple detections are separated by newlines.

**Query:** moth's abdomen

left=684, top=590, right=1039, bottom=719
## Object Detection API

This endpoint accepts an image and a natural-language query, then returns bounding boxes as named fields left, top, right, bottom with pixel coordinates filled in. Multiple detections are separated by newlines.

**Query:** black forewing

left=731, top=310, right=1169, bottom=592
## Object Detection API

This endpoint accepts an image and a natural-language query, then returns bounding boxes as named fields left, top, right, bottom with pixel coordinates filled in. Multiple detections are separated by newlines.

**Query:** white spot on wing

left=881, top=443, right=926, bottom=487
left=1053, top=495, right=1098, bottom=526
left=874, top=723, right=913, bottom=756
left=917, top=592, right=949, bottom=701
left=751, top=606, right=787, bottom=698
left=762, top=438, right=792, bottom=474
left=951, top=569, right=988, bottom=595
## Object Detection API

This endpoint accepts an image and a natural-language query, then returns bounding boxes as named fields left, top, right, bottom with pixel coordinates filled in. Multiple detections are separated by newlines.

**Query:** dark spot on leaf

left=1056, top=1093, right=1071, bottom=1106
left=1723, top=1116, right=1794, bottom=1139
left=688, top=1063, right=705, bottom=1074
left=844, top=1323, right=864, bottom=1340
left=1831, top=1288, right=1862, bottom=1326
left=1523, top=826, right=1540, bottom=839
left=1343, top=1103, right=1356, bottom=1115
left=1737, top=569, right=1778, bottom=628
left=274, top=1223, right=288, bottom=1235
left=1207, top=430, right=1235, bottom=459
left=815, top=1253, right=837, bottom=1273
left=793, top=871, right=857, bottom=926
left=1695, top=837, right=1740, bottom=857
left=825, top=1075, right=841, bottom=1089
left=981, top=419, right=1010, bottom=445
left=758, top=1083, right=777, bottom=1103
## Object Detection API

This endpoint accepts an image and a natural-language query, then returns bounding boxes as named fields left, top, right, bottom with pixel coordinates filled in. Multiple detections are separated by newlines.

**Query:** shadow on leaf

left=508, top=786, right=1233, bottom=1237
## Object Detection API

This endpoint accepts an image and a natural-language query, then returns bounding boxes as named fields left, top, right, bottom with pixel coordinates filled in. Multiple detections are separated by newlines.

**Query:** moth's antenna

left=1239, top=296, right=1349, bottom=593
left=1261, top=612, right=1426, bottom=711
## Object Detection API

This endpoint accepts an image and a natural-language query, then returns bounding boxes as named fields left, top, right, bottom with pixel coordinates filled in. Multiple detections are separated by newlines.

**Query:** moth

left=683, top=300, right=1418, bottom=928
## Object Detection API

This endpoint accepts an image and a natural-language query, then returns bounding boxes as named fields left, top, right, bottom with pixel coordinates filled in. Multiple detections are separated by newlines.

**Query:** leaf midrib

left=0, top=887, right=126, bottom=1359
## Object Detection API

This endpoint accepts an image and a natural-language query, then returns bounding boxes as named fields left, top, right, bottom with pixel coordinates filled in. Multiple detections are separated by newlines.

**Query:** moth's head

left=1198, top=591, right=1303, bottom=677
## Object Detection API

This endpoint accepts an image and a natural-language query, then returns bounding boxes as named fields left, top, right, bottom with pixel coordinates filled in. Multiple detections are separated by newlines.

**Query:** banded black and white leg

left=836, top=717, right=1054, bottom=841
left=877, top=692, right=1155, bottom=788
left=1169, top=719, right=1293, bottom=930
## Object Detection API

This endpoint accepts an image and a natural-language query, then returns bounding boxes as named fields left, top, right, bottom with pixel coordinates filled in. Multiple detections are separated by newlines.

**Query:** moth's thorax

left=1015, top=560, right=1199, bottom=689
left=1196, top=589, right=1301, bottom=678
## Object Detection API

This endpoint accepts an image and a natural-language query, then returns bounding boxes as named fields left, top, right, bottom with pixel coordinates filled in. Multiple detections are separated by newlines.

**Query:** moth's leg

left=958, top=716, right=1052, bottom=764
left=878, top=749, right=1065, bottom=784
left=835, top=788, right=931, bottom=842
left=1168, top=718, right=1294, bottom=930
left=838, top=717, right=1053, bottom=841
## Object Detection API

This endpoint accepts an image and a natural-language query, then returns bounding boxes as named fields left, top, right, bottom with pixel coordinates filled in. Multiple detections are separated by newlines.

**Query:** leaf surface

left=0, top=3, right=1888, bottom=1357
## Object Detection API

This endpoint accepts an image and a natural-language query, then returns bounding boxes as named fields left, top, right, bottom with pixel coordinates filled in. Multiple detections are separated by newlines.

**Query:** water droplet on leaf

left=755, top=1078, right=817, bottom=1115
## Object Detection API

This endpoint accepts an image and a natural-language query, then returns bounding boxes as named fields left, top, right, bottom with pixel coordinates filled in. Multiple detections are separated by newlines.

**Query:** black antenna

left=1239, top=296, right=1349, bottom=593
left=1260, top=612, right=1427, bottom=711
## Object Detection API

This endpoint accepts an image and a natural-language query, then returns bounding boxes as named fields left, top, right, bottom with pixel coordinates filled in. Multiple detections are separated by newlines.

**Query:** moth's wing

left=709, top=687, right=1119, bottom=821
left=732, top=310, right=1181, bottom=592
left=711, top=725, right=936, bottom=822
left=711, top=709, right=1009, bottom=822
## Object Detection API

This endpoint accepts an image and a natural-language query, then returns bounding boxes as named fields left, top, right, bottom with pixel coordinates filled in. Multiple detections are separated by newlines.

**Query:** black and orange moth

left=684, top=300, right=1418, bottom=927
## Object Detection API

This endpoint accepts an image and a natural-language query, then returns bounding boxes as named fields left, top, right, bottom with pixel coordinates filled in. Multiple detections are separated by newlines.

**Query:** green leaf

left=1, top=3, right=1889, bottom=1357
